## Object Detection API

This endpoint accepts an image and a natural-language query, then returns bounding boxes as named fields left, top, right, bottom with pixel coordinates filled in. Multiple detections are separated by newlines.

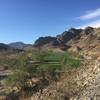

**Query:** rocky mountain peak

left=33, top=36, right=60, bottom=47
left=83, top=26, right=94, bottom=35
left=68, top=28, right=83, bottom=34
left=33, top=27, right=83, bottom=48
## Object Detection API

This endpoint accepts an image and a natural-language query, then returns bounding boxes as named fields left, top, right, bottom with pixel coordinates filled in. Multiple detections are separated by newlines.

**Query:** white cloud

left=78, top=8, right=100, bottom=20
left=77, top=20, right=100, bottom=29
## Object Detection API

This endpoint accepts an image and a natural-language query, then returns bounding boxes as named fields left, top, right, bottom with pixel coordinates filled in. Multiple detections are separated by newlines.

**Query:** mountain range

left=0, top=42, right=32, bottom=51
left=0, top=26, right=100, bottom=56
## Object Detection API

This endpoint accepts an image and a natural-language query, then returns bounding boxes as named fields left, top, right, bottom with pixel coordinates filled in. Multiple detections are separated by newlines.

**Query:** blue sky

left=0, top=0, right=100, bottom=44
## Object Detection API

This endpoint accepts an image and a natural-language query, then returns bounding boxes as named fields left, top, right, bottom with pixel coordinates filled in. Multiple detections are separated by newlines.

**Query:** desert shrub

left=6, top=70, right=28, bottom=88
left=5, top=50, right=82, bottom=92
left=62, top=56, right=81, bottom=69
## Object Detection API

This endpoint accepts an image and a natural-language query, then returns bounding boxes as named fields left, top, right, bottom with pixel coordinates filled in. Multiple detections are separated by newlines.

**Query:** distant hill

left=8, top=42, right=32, bottom=49
left=0, top=43, right=11, bottom=51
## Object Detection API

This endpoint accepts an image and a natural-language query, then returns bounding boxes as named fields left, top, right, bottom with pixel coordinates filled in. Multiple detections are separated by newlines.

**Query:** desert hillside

left=34, top=27, right=100, bottom=57
left=0, top=27, right=100, bottom=100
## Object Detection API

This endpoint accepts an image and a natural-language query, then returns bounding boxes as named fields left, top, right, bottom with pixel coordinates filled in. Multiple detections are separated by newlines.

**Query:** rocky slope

left=68, top=27, right=100, bottom=56
left=71, top=58, right=100, bottom=100
left=33, top=27, right=100, bottom=55
left=24, top=56, right=100, bottom=100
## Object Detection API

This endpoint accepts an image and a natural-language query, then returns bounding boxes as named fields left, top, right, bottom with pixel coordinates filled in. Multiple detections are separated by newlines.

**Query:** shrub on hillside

left=5, top=50, right=82, bottom=92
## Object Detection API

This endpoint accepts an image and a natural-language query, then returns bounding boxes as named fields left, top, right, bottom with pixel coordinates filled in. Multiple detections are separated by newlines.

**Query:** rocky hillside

left=33, top=27, right=100, bottom=55
left=0, top=26, right=99, bottom=100
left=27, top=56, right=100, bottom=100
left=33, top=28, right=83, bottom=48
left=68, top=27, right=100, bottom=56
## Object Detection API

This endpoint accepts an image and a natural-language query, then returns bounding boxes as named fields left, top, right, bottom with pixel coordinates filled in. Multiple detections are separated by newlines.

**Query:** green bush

left=5, top=50, right=82, bottom=88
left=6, top=70, right=28, bottom=87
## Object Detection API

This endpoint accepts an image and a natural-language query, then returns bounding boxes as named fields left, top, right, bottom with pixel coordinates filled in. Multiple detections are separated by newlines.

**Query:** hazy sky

left=0, top=0, right=100, bottom=43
